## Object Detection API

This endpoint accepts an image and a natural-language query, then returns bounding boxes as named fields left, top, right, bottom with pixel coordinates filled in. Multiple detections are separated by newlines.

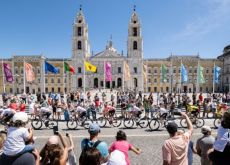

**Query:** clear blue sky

left=0, top=0, right=230, bottom=59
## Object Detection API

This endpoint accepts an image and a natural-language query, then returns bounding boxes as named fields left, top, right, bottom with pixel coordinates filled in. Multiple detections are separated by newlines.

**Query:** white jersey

left=159, top=107, right=168, bottom=115
left=1, top=108, right=15, bottom=116
left=76, top=106, right=86, bottom=113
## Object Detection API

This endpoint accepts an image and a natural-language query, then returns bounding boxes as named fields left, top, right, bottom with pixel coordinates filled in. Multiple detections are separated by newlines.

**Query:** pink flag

left=105, top=62, right=112, bottom=82
left=3, top=63, right=13, bottom=82
left=25, top=62, right=35, bottom=82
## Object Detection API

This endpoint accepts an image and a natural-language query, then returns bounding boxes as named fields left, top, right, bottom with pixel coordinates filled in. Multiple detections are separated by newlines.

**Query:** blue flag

left=181, top=64, right=188, bottom=83
left=45, top=61, right=59, bottom=74
left=214, top=66, right=221, bottom=83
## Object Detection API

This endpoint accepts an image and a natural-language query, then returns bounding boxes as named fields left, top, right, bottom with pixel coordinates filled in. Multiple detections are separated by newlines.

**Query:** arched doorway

left=134, top=78, right=138, bottom=88
left=117, top=78, right=122, bottom=88
left=78, top=78, right=82, bottom=88
left=94, top=78, right=98, bottom=88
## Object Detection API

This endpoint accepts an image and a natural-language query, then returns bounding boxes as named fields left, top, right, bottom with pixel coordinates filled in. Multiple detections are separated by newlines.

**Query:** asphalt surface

left=30, top=118, right=217, bottom=165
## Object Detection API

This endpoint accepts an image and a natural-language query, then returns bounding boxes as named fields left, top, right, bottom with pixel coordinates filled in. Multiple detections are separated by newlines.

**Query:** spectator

left=196, top=126, right=215, bottom=165
left=40, top=133, right=69, bottom=165
left=81, top=123, right=109, bottom=163
left=79, top=148, right=101, bottom=165
left=208, top=112, right=230, bottom=165
left=109, top=130, right=141, bottom=165
left=3, top=112, right=34, bottom=156
left=162, top=112, right=193, bottom=165
left=0, top=131, right=6, bottom=155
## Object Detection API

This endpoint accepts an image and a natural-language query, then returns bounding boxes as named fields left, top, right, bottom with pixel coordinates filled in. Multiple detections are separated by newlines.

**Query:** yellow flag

left=84, top=61, right=97, bottom=73
left=124, top=61, right=131, bottom=81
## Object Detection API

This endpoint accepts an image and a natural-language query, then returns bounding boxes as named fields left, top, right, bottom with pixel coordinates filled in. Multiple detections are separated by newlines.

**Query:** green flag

left=162, top=64, right=167, bottom=83
left=198, top=65, right=205, bottom=83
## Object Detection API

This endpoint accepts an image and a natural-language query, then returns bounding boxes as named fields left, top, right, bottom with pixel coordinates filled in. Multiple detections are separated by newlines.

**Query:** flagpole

left=1, top=59, right=6, bottom=93
left=122, top=61, right=125, bottom=92
left=63, top=59, right=65, bottom=94
left=23, top=58, right=26, bottom=93
left=104, top=60, right=105, bottom=90
left=83, top=59, right=86, bottom=98
left=213, top=61, right=215, bottom=93
left=196, top=60, right=199, bottom=93
left=180, top=60, right=182, bottom=94
left=145, top=60, right=148, bottom=93
left=170, top=57, right=173, bottom=93
left=160, top=63, right=162, bottom=93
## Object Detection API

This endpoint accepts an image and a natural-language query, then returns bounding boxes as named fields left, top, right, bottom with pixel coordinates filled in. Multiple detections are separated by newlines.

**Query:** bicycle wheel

left=180, top=118, right=187, bottom=128
left=195, top=118, right=205, bottom=128
left=96, top=117, right=107, bottom=127
left=67, top=120, right=77, bottom=130
left=138, top=117, right=149, bottom=128
left=214, top=118, right=221, bottom=128
left=112, top=117, right=122, bottom=127
left=31, top=119, right=43, bottom=130
left=148, top=119, right=160, bottom=131
left=83, top=119, right=93, bottom=129
left=123, top=118, right=134, bottom=128
left=48, top=120, right=58, bottom=129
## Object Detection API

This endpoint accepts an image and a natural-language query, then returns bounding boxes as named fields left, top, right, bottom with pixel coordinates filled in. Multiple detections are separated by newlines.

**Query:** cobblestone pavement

left=31, top=118, right=217, bottom=165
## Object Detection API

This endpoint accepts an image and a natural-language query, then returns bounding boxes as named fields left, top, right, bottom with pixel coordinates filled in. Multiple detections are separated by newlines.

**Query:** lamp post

left=13, top=74, right=20, bottom=95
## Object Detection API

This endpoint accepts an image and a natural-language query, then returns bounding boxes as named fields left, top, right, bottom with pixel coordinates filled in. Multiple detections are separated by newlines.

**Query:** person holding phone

left=40, top=132, right=70, bottom=165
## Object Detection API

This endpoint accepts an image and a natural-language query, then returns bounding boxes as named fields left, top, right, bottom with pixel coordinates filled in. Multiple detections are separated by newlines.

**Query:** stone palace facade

left=0, top=8, right=226, bottom=94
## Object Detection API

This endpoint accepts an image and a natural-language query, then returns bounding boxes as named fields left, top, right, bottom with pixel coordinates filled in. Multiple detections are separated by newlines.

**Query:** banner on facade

left=3, top=63, right=13, bottom=82
left=25, top=62, right=35, bottom=82
left=105, top=62, right=112, bottom=82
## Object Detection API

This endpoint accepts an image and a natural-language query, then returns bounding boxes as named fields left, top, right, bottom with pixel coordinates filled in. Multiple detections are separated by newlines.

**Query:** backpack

left=83, top=139, right=101, bottom=150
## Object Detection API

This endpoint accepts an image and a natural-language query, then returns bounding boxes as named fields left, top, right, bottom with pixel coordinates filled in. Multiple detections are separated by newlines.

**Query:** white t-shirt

left=3, top=127, right=29, bottom=156
left=29, top=103, right=35, bottom=114
left=76, top=106, right=86, bottom=113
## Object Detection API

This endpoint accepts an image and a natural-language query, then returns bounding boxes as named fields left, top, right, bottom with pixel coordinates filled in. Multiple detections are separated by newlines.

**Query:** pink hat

left=47, top=135, right=59, bottom=145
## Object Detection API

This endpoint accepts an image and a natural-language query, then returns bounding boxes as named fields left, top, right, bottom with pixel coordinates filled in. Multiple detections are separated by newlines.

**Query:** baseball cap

left=166, top=122, right=178, bottom=135
left=88, top=123, right=100, bottom=134
left=12, top=112, right=28, bottom=123
left=201, top=125, right=212, bottom=134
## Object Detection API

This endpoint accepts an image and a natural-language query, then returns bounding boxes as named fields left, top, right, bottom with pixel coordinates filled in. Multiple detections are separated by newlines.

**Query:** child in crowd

left=109, top=130, right=141, bottom=165
left=3, top=112, right=34, bottom=156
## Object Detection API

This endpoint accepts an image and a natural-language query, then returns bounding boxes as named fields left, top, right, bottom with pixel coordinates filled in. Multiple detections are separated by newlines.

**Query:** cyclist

left=75, top=104, right=87, bottom=120
left=0, top=107, right=16, bottom=124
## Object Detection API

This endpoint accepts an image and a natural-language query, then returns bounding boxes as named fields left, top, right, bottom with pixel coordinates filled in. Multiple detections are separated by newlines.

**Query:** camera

left=53, top=126, right=59, bottom=135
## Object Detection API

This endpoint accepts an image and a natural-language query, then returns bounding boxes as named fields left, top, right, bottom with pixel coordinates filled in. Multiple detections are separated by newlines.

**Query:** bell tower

left=72, top=6, right=90, bottom=59
left=127, top=6, right=143, bottom=59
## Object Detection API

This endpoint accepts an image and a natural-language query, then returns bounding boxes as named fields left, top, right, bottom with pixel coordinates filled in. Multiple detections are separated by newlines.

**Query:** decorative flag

left=105, top=62, right=112, bottom=82
left=214, top=66, right=221, bottom=83
left=124, top=61, right=131, bottom=81
left=181, top=64, right=188, bottom=83
left=45, top=61, right=59, bottom=74
left=161, top=64, right=167, bottom=83
left=84, top=61, right=97, bottom=73
left=64, top=62, right=75, bottom=74
left=3, top=63, right=13, bottom=82
left=25, top=62, right=35, bottom=82
left=143, top=64, right=147, bottom=81
left=198, top=65, right=205, bottom=83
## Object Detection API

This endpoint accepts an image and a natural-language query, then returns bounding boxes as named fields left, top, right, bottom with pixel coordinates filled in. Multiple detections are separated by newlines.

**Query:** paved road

left=31, top=118, right=217, bottom=165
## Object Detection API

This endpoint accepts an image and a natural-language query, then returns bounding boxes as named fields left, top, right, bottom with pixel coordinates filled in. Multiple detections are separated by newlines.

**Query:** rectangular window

left=45, top=88, right=48, bottom=93
left=58, top=87, right=61, bottom=93
left=52, top=88, right=54, bottom=93
left=100, top=81, right=103, bottom=87
left=154, top=69, right=157, bottom=74
left=148, top=87, right=151, bottom=92
left=78, top=67, right=82, bottom=73
left=118, top=67, right=121, bottom=73
left=38, top=88, right=40, bottom=92
left=154, top=87, right=157, bottom=92
left=134, top=67, right=137, bottom=74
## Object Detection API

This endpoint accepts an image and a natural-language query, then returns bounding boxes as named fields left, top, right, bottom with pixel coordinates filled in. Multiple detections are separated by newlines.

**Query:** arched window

left=133, top=41, right=137, bottom=50
left=77, top=41, right=82, bottom=50
left=78, top=78, right=82, bottom=88
left=94, top=78, right=98, bottom=88
left=77, top=27, right=82, bottom=36
left=117, top=78, right=122, bottom=87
